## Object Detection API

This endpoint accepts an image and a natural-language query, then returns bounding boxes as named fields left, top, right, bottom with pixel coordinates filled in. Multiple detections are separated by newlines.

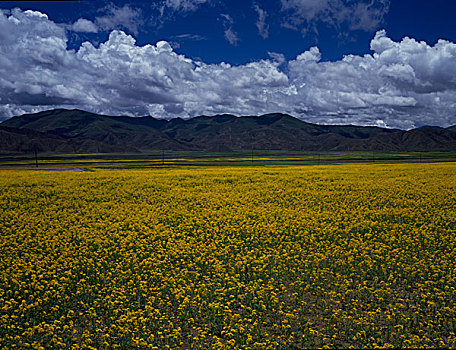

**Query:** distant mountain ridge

left=1, top=109, right=456, bottom=153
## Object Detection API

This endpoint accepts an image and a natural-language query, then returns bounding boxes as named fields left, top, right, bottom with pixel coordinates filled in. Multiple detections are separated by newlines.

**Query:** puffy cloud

left=295, top=46, right=321, bottom=62
left=1, top=8, right=455, bottom=129
left=286, top=29, right=456, bottom=128
left=94, top=4, right=142, bottom=35
left=70, top=18, right=98, bottom=33
left=268, top=52, right=286, bottom=66
left=281, top=0, right=390, bottom=35
left=254, top=4, right=269, bottom=39
left=67, top=3, right=144, bottom=34
left=67, top=5, right=142, bottom=35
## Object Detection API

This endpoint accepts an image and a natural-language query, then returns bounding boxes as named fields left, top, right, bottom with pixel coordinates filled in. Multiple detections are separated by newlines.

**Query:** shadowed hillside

left=2, top=109, right=456, bottom=153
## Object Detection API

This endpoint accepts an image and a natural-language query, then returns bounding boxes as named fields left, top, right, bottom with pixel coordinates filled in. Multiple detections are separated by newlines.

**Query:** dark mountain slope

left=2, top=109, right=193, bottom=151
left=0, top=125, right=124, bottom=153
left=1, top=109, right=455, bottom=153
left=369, top=127, right=456, bottom=151
left=154, top=113, right=400, bottom=151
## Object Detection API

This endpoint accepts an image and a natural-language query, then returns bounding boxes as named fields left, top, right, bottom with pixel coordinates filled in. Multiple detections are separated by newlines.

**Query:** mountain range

left=1, top=109, right=456, bottom=153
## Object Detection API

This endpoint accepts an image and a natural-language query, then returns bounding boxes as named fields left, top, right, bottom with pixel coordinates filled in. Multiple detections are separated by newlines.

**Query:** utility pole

left=34, top=146, right=38, bottom=168
left=250, top=130, right=254, bottom=164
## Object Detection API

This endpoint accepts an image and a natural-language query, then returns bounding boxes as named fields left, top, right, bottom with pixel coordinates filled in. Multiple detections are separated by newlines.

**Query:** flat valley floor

left=1, top=163, right=455, bottom=348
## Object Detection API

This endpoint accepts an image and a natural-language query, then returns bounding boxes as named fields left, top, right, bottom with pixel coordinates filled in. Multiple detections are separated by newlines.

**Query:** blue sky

left=0, top=0, right=455, bottom=128
left=3, top=0, right=455, bottom=64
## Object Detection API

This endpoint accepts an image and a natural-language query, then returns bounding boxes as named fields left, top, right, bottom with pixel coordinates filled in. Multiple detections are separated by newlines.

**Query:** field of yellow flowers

left=1, top=163, right=455, bottom=349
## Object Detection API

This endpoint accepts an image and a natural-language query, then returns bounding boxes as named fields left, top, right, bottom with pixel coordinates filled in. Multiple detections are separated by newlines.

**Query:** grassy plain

left=0, top=163, right=455, bottom=348
left=1, top=150, right=456, bottom=169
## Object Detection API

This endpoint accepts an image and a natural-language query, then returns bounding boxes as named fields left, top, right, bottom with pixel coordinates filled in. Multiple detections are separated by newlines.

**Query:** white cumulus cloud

left=70, top=18, right=98, bottom=33
left=68, top=4, right=143, bottom=35
left=95, top=4, right=142, bottom=35
left=0, top=8, right=455, bottom=129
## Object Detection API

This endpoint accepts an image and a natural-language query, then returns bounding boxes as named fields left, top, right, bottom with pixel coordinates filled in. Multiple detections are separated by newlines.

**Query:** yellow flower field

left=1, top=163, right=455, bottom=349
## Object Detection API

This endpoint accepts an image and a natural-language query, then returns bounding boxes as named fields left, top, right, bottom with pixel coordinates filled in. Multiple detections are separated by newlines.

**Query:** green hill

left=2, top=109, right=456, bottom=153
